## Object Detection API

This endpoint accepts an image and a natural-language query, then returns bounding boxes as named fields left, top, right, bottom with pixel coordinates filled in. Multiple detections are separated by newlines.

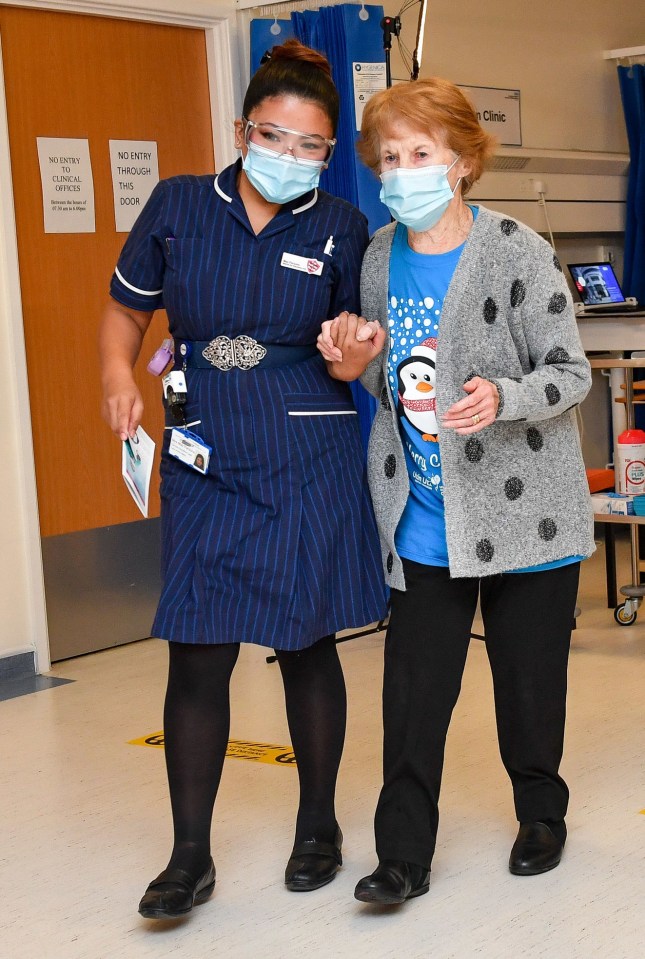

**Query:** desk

left=589, top=360, right=645, bottom=625
left=588, top=357, right=645, bottom=432
left=579, top=308, right=645, bottom=439
left=593, top=512, right=645, bottom=527
left=577, top=313, right=645, bottom=353
left=586, top=359, right=645, bottom=620
left=575, top=324, right=645, bottom=622
left=593, top=512, right=645, bottom=622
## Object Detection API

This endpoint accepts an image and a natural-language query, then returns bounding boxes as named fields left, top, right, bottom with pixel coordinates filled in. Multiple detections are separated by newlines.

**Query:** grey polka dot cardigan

left=360, top=207, right=596, bottom=588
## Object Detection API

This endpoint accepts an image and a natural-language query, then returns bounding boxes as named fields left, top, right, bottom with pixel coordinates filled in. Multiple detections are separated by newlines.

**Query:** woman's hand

left=99, top=299, right=153, bottom=440
left=317, top=311, right=386, bottom=380
left=101, top=371, right=144, bottom=441
left=441, top=376, right=499, bottom=434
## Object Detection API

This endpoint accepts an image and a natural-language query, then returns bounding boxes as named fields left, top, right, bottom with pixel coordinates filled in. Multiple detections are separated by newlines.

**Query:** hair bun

left=243, top=37, right=339, bottom=133
left=268, top=38, right=333, bottom=79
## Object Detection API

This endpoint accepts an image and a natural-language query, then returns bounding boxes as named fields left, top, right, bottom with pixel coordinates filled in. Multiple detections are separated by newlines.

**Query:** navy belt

left=175, top=337, right=318, bottom=371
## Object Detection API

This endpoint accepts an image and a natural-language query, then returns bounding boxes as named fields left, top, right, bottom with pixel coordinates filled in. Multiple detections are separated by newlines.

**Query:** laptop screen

left=567, top=262, right=626, bottom=306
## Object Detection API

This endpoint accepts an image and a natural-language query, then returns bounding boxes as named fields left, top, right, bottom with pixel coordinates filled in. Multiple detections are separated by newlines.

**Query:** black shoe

left=285, top=825, right=343, bottom=891
left=354, top=860, right=430, bottom=904
left=138, top=859, right=216, bottom=919
left=509, top=821, right=565, bottom=876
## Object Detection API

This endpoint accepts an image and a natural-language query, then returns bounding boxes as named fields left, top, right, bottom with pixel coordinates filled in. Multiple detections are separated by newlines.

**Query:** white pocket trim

left=288, top=410, right=357, bottom=416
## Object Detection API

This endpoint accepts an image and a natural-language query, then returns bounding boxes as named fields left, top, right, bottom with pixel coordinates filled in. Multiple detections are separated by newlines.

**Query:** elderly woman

left=318, top=78, right=594, bottom=905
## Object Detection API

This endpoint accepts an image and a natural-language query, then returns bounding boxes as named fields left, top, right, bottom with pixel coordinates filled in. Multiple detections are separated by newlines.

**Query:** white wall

left=394, top=0, right=643, bottom=154
left=0, top=37, right=48, bottom=670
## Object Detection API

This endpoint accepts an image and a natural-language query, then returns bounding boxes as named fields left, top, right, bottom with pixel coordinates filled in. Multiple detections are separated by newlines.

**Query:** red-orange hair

left=358, top=78, right=497, bottom=195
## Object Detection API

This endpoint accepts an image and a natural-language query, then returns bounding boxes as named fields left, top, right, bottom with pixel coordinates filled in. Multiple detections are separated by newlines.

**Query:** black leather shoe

left=138, top=859, right=216, bottom=919
left=509, top=821, right=565, bottom=876
left=354, top=860, right=430, bottom=904
left=285, top=826, right=343, bottom=891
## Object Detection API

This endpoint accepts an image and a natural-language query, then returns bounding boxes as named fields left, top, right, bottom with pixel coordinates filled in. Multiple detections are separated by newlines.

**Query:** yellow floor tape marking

left=128, top=732, right=296, bottom=767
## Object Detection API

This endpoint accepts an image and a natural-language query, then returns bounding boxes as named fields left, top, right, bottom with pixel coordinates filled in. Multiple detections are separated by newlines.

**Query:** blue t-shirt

left=387, top=215, right=580, bottom=574
left=387, top=220, right=460, bottom=566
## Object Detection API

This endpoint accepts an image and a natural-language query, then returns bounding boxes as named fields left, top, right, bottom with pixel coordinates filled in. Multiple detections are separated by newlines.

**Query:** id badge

left=168, top=428, right=212, bottom=474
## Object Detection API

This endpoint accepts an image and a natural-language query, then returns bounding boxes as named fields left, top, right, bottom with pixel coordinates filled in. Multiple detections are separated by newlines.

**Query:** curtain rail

left=603, top=45, right=645, bottom=65
left=237, top=0, right=364, bottom=12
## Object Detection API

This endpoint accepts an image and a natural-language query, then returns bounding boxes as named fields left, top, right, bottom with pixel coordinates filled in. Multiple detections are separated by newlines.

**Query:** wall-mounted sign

left=458, top=85, right=522, bottom=146
left=36, top=137, right=95, bottom=233
left=353, top=62, right=387, bottom=132
left=109, top=140, right=159, bottom=232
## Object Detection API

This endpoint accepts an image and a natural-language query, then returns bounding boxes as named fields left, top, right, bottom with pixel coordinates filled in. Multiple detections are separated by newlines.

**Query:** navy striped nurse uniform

left=110, top=162, right=387, bottom=651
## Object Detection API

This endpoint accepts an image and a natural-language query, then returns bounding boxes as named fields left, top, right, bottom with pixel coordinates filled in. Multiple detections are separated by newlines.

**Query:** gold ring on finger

left=471, top=413, right=481, bottom=426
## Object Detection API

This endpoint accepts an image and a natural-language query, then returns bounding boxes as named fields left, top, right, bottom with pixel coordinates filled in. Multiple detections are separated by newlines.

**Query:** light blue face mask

left=242, top=141, right=325, bottom=204
left=379, top=156, right=462, bottom=232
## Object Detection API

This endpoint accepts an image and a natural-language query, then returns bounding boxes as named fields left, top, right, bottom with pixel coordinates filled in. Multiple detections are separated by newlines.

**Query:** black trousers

left=374, top=559, right=580, bottom=869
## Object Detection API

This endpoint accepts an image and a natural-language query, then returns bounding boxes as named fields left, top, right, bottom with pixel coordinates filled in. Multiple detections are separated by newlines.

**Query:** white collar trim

left=214, top=175, right=317, bottom=214
left=292, top=190, right=318, bottom=215
left=214, top=174, right=232, bottom=203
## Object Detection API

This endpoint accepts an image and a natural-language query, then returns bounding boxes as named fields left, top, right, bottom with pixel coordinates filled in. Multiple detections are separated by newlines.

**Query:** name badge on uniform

left=281, top=252, right=324, bottom=276
left=168, top=428, right=211, bottom=475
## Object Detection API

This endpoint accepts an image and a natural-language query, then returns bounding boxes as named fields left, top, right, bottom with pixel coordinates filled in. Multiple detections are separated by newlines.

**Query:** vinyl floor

left=1, top=534, right=644, bottom=959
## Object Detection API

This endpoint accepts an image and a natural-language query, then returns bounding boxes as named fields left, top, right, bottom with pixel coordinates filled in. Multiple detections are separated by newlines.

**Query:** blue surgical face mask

left=242, top=141, right=325, bottom=204
left=379, top=156, right=461, bottom=232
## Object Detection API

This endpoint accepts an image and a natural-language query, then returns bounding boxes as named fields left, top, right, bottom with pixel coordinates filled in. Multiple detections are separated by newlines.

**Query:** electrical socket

left=531, top=178, right=545, bottom=195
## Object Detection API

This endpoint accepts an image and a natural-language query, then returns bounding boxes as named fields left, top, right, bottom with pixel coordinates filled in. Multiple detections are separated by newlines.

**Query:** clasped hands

left=317, top=311, right=386, bottom=381
left=317, top=311, right=499, bottom=434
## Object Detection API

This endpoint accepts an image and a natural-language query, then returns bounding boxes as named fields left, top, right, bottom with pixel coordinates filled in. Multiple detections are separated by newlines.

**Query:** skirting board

left=0, top=649, right=36, bottom=680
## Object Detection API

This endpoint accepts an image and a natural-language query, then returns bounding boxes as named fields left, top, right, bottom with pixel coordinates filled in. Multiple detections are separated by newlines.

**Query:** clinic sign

left=109, top=140, right=159, bottom=232
left=458, top=85, right=522, bottom=146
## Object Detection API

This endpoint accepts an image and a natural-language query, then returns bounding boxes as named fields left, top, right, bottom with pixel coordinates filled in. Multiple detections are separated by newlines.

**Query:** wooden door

left=0, top=6, right=215, bottom=658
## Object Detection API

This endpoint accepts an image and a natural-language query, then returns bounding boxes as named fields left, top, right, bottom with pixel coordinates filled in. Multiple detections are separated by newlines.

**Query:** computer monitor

left=567, top=262, right=626, bottom=306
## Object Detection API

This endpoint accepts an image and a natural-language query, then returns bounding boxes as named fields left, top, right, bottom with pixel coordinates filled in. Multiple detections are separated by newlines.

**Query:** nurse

left=99, top=39, right=386, bottom=920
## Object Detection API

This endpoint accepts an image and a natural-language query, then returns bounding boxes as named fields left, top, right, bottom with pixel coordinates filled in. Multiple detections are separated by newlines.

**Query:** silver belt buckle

left=202, top=335, right=267, bottom=371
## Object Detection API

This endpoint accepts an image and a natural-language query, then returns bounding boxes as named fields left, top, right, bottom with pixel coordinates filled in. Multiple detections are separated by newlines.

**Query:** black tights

left=163, top=636, right=346, bottom=878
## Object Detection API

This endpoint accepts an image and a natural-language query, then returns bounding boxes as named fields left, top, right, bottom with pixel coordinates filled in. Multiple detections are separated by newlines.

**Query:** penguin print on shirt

left=386, top=219, right=474, bottom=566
left=396, top=338, right=438, bottom=442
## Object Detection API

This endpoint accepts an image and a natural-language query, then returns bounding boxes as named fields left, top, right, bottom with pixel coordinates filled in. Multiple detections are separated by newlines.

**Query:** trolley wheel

left=614, top=602, right=637, bottom=626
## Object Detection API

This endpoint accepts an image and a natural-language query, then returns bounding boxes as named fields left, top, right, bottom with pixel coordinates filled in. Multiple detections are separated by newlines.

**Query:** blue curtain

left=250, top=6, right=390, bottom=449
left=291, top=5, right=389, bottom=448
left=252, top=5, right=389, bottom=238
left=618, top=66, right=645, bottom=430
left=618, top=65, right=645, bottom=305
left=289, top=5, right=388, bottom=237
left=250, top=20, right=294, bottom=75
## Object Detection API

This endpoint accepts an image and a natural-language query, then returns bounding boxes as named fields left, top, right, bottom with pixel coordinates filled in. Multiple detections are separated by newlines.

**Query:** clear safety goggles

left=243, top=117, right=336, bottom=163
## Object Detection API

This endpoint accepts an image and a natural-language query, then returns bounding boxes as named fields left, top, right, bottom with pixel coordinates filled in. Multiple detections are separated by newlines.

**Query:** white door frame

left=0, top=0, right=241, bottom=672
